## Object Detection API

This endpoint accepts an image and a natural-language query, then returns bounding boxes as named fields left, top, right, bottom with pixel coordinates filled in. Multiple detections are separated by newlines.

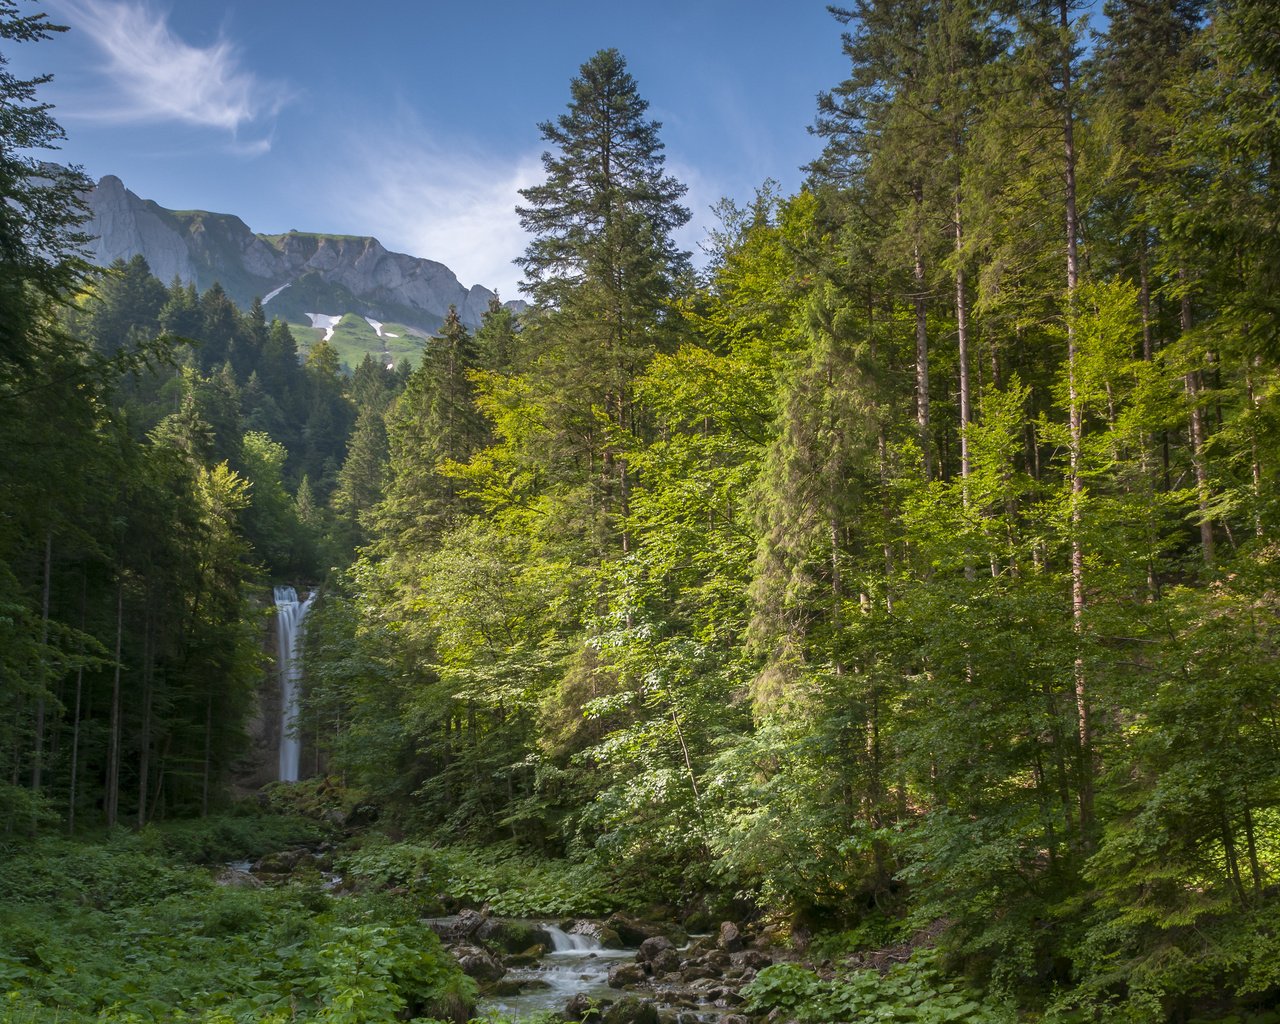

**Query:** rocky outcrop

left=82, top=175, right=524, bottom=331
left=85, top=175, right=195, bottom=285
left=453, top=942, right=506, bottom=983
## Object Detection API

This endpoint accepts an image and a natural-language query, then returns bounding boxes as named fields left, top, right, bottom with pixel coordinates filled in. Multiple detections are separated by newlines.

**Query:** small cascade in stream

left=541, top=924, right=603, bottom=952
left=481, top=923, right=632, bottom=1020
left=274, top=585, right=316, bottom=782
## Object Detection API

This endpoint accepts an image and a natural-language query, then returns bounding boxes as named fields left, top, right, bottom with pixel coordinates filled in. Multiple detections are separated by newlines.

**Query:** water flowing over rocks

left=421, top=912, right=781, bottom=1023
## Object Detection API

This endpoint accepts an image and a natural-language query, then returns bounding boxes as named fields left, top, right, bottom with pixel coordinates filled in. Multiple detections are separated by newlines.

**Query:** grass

left=289, top=314, right=429, bottom=372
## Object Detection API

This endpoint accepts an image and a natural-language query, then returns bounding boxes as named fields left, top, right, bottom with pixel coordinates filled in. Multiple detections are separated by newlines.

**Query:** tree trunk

left=1246, top=364, right=1264, bottom=538
left=137, top=590, right=154, bottom=829
left=913, top=187, right=931, bottom=479
left=1180, top=277, right=1215, bottom=564
left=955, top=203, right=972, bottom=488
left=68, top=575, right=87, bottom=834
left=202, top=693, right=212, bottom=818
left=32, top=532, right=52, bottom=798
left=1060, top=0, right=1092, bottom=835
left=106, top=581, right=124, bottom=828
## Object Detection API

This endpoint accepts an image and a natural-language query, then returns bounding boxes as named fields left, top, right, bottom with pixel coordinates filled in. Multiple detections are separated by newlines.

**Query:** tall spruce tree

left=516, top=48, right=691, bottom=556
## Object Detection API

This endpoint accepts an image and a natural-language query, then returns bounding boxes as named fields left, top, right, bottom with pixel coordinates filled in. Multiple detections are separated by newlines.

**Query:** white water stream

left=480, top=924, right=633, bottom=1018
left=274, top=585, right=316, bottom=782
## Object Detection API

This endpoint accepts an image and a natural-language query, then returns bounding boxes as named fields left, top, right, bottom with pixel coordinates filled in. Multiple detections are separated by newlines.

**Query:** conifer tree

left=516, top=48, right=691, bottom=555
left=0, top=1, right=91, bottom=367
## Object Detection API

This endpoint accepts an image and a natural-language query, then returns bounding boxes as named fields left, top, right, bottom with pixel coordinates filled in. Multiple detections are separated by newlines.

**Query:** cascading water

left=480, top=923, right=632, bottom=1020
left=273, top=585, right=316, bottom=782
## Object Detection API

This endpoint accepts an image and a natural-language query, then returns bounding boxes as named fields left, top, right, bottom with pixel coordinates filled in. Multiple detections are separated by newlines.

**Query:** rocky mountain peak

left=81, top=176, right=523, bottom=332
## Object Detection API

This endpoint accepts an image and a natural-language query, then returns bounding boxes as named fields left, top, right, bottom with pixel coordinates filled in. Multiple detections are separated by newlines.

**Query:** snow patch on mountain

left=307, top=313, right=343, bottom=342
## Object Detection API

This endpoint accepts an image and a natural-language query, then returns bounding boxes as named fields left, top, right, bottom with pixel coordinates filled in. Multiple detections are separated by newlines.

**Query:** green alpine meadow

left=1, top=2, right=1278, bottom=1022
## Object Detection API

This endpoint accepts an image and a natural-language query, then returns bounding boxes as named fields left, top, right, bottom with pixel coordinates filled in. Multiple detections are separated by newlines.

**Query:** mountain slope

left=83, top=175, right=518, bottom=333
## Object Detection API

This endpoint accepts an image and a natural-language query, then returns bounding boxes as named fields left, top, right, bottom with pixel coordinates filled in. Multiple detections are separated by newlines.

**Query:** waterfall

left=540, top=924, right=603, bottom=952
left=274, top=585, right=316, bottom=782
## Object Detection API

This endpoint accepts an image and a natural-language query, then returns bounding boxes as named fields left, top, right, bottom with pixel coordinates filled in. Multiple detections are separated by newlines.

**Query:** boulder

left=637, top=935, right=674, bottom=962
left=476, top=917, right=542, bottom=953
left=452, top=908, right=488, bottom=941
left=503, top=946, right=547, bottom=968
left=452, top=942, right=505, bottom=983
left=491, top=979, right=526, bottom=997
left=602, top=996, right=659, bottom=1024
left=563, top=992, right=602, bottom=1021
left=704, top=950, right=732, bottom=970
left=732, top=949, right=773, bottom=971
left=214, top=866, right=263, bottom=889
left=716, top=921, right=744, bottom=953
left=251, top=848, right=308, bottom=874
left=596, top=926, right=625, bottom=949
left=567, top=919, right=625, bottom=949
left=649, top=948, right=681, bottom=975
left=608, top=963, right=646, bottom=988
left=605, top=912, right=667, bottom=946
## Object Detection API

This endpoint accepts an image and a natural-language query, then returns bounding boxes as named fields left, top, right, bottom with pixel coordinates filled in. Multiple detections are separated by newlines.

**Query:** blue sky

left=12, top=1, right=856, bottom=298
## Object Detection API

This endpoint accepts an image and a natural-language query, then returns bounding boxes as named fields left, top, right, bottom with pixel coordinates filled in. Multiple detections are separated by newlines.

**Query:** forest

left=1, top=0, right=1278, bottom=1022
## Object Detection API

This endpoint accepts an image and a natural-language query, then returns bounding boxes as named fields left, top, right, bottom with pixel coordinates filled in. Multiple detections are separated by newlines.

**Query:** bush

left=338, top=838, right=624, bottom=916
left=0, top=829, right=473, bottom=1023
left=742, top=954, right=1013, bottom=1024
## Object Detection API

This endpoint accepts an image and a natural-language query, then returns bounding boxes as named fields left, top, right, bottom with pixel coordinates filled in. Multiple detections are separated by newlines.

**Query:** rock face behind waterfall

left=83, top=175, right=522, bottom=332
left=231, top=586, right=313, bottom=791
left=274, top=586, right=315, bottom=782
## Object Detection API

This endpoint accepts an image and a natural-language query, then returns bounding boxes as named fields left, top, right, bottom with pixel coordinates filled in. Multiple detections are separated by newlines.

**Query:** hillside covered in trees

left=2, top=1, right=1278, bottom=1022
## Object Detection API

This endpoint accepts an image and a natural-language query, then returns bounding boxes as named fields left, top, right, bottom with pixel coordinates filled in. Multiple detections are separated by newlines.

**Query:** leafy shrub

left=0, top=834, right=473, bottom=1023
left=0, top=833, right=201, bottom=911
left=135, top=810, right=325, bottom=863
left=743, top=954, right=1014, bottom=1024
left=339, top=839, right=623, bottom=916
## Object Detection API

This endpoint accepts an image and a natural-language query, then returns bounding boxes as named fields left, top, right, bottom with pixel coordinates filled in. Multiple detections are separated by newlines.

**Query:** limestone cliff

left=82, top=175, right=521, bottom=331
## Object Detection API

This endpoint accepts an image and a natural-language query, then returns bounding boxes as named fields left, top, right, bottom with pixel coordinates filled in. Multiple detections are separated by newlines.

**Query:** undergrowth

left=0, top=817, right=473, bottom=1023
left=337, top=837, right=638, bottom=917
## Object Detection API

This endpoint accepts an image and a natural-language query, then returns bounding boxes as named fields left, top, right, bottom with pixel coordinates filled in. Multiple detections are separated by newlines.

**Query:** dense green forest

left=2, top=0, right=1279, bottom=1021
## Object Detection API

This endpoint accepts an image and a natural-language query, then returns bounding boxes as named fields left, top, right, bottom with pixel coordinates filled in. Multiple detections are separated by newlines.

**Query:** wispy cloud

left=334, top=141, right=725, bottom=300
left=333, top=131, right=541, bottom=300
left=667, top=158, right=728, bottom=271
left=52, top=0, right=290, bottom=147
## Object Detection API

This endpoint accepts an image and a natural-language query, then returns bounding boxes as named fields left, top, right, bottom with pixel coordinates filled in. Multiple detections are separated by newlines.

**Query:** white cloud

left=334, top=136, right=541, bottom=300
left=667, top=158, right=728, bottom=272
left=333, top=129, right=723, bottom=300
left=53, top=0, right=289, bottom=145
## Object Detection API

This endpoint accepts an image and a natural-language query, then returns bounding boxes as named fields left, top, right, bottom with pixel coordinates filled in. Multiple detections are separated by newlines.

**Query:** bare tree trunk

left=1180, top=277, right=1215, bottom=564
left=68, top=575, right=87, bottom=834
left=1246, top=364, right=1264, bottom=538
left=106, top=582, right=124, bottom=828
left=137, top=590, right=154, bottom=828
left=202, top=693, right=212, bottom=818
left=955, top=204, right=972, bottom=487
left=913, top=188, right=931, bottom=479
left=1061, top=0, right=1092, bottom=835
left=32, top=533, right=52, bottom=798
left=1139, top=241, right=1154, bottom=362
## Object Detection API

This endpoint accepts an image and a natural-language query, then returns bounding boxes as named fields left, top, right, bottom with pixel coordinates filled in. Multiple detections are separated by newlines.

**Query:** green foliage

left=338, top=839, right=626, bottom=917
left=743, top=956, right=1012, bottom=1024
left=0, top=831, right=474, bottom=1024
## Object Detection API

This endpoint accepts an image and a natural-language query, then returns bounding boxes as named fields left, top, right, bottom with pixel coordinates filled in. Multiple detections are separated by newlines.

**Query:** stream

left=480, top=924, right=636, bottom=1019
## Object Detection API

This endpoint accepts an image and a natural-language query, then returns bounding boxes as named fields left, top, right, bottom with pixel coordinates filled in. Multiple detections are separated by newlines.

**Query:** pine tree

left=0, top=1, right=92, bottom=367
left=516, top=48, right=691, bottom=556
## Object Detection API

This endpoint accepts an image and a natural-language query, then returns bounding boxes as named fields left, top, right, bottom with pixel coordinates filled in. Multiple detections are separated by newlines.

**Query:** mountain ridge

left=83, top=175, right=521, bottom=332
